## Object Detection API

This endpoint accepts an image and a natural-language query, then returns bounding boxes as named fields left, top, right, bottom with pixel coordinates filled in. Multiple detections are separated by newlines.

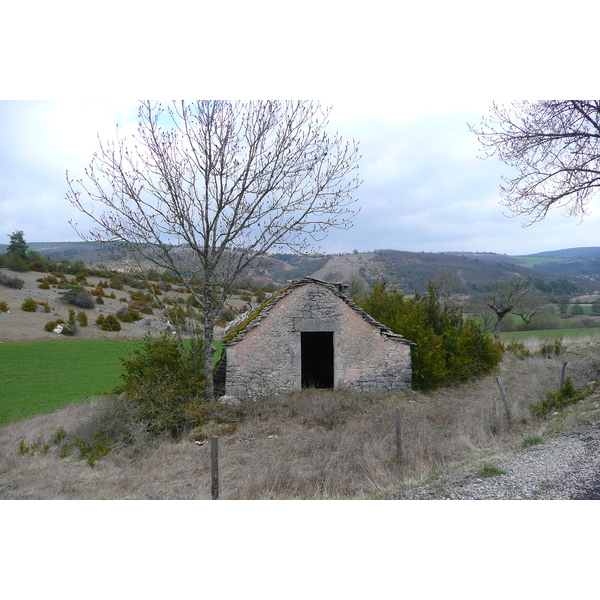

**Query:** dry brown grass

left=1, top=340, right=598, bottom=500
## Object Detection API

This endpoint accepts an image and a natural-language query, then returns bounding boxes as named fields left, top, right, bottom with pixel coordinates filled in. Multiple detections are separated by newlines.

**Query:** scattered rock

left=218, top=395, right=241, bottom=406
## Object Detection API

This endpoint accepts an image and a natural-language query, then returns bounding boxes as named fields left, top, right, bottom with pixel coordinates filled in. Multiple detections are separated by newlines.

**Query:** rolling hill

left=2, top=242, right=599, bottom=294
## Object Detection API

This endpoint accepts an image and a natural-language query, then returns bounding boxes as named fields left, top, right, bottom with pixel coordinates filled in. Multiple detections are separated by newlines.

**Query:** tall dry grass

left=1, top=340, right=598, bottom=500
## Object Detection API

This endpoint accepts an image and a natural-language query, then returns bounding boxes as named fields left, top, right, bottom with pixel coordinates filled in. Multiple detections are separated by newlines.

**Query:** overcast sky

left=2, top=4, right=598, bottom=258
left=2, top=98, right=598, bottom=257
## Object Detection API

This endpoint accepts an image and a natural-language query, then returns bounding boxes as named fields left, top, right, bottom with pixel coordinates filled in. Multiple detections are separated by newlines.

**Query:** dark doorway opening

left=301, top=331, right=334, bottom=389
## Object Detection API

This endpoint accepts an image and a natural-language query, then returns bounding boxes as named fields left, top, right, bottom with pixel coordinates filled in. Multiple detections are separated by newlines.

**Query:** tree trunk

left=493, top=319, right=502, bottom=340
left=203, top=302, right=216, bottom=399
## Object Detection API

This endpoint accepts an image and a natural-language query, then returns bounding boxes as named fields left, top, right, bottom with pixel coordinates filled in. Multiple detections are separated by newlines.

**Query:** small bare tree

left=469, top=100, right=600, bottom=225
left=67, top=101, right=362, bottom=397
left=483, top=276, right=532, bottom=339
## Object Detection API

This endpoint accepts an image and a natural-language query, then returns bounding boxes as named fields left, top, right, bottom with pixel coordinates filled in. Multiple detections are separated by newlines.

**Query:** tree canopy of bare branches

left=66, top=100, right=362, bottom=397
left=483, top=276, right=532, bottom=339
left=469, top=100, right=600, bottom=224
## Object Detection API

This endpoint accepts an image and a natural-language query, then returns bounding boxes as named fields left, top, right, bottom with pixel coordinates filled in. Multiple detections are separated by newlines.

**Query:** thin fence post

left=395, top=407, right=402, bottom=464
left=496, top=377, right=513, bottom=424
left=560, top=362, right=568, bottom=389
left=211, top=436, right=219, bottom=500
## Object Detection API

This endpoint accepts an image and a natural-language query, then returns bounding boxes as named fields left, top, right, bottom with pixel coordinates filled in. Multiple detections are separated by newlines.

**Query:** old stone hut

left=215, top=277, right=414, bottom=399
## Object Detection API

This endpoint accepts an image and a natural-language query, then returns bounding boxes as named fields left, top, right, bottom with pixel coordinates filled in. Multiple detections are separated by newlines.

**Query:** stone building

left=215, top=277, right=414, bottom=399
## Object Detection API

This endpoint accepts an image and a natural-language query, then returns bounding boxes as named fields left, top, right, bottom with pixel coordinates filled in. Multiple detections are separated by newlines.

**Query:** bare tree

left=483, top=276, right=532, bottom=339
left=511, top=288, right=546, bottom=328
left=469, top=101, right=600, bottom=224
left=67, top=100, right=362, bottom=397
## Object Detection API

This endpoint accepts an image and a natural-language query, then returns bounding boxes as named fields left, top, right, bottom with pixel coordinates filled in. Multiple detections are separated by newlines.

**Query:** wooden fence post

left=560, top=362, right=568, bottom=389
left=211, top=436, right=219, bottom=500
left=395, top=407, right=402, bottom=464
left=496, top=377, right=513, bottom=424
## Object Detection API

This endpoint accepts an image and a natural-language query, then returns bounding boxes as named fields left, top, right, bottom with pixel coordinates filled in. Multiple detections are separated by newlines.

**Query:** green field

left=0, top=339, right=141, bottom=425
left=512, top=256, right=569, bottom=267
left=0, top=338, right=224, bottom=426
left=500, top=327, right=600, bottom=342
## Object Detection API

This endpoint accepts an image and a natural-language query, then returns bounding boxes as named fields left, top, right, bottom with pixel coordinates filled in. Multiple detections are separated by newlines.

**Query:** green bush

left=115, top=335, right=207, bottom=437
left=530, top=377, right=592, bottom=417
left=540, top=339, right=565, bottom=358
left=96, top=313, right=121, bottom=331
left=59, top=286, right=96, bottom=309
left=21, top=298, right=39, bottom=312
left=505, top=340, right=532, bottom=359
left=45, top=318, right=66, bottom=332
left=116, top=307, right=143, bottom=323
left=356, top=281, right=504, bottom=390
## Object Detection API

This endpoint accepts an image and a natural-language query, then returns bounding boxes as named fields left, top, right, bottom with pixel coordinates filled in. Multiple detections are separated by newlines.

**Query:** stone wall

left=223, top=280, right=412, bottom=399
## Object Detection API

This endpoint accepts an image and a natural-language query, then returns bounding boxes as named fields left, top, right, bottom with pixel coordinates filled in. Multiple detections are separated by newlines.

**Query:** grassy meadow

left=0, top=339, right=139, bottom=425
left=500, top=327, right=600, bottom=342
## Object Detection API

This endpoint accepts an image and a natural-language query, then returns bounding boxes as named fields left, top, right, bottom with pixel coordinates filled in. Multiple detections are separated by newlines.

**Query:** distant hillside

left=511, top=247, right=600, bottom=282
left=2, top=242, right=599, bottom=293
left=528, top=247, right=600, bottom=260
left=0, top=242, right=123, bottom=264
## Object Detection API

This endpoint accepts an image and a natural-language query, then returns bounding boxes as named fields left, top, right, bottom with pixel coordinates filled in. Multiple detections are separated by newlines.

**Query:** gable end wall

left=224, top=282, right=411, bottom=398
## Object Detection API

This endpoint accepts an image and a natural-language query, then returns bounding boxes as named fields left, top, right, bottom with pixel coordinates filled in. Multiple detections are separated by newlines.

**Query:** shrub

left=0, top=301, right=9, bottom=312
left=522, top=435, right=543, bottom=448
left=59, top=286, right=96, bottom=309
left=77, top=311, right=88, bottom=327
left=540, top=338, right=565, bottom=358
left=45, top=318, right=66, bottom=332
left=116, top=307, right=143, bottom=323
left=96, top=313, right=121, bottom=331
left=38, top=301, right=51, bottom=313
left=5, top=255, right=28, bottom=272
left=0, top=272, right=24, bottom=289
left=61, top=324, right=76, bottom=336
left=356, top=281, right=504, bottom=390
left=21, top=298, right=39, bottom=312
left=115, top=335, right=207, bottom=437
left=530, top=377, right=592, bottom=417
left=505, top=340, right=531, bottom=359
left=109, top=276, right=123, bottom=290
left=475, top=464, right=507, bottom=478
left=38, top=279, right=51, bottom=290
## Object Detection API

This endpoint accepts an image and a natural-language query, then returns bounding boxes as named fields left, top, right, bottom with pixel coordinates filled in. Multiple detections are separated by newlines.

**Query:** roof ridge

left=222, top=277, right=414, bottom=346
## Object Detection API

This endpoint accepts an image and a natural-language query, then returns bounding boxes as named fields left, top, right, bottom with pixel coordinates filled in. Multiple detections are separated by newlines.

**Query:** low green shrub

left=522, top=435, right=543, bottom=448
left=45, top=318, right=66, bottom=332
left=540, top=338, right=565, bottom=358
left=505, top=340, right=531, bottom=359
left=96, top=314, right=121, bottom=331
left=475, top=464, right=507, bottom=478
left=0, top=272, right=24, bottom=289
left=117, top=307, right=143, bottom=323
left=59, top=286, right=96, bottom=309
left=530, top=377, right=592, bottom=417
left=0, top=301, right=9, bottom=312
left=21, top=298, right=39, bottom=312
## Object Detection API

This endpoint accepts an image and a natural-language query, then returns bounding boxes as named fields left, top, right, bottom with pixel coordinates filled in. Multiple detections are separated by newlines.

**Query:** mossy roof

left=222, top=277, right=414, bottom=347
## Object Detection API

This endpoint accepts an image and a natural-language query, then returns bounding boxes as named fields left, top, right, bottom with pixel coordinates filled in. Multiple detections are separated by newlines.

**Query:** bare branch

left=469, top=100, right=600, bottom=226
left=66, top=100, right=362, bottom=397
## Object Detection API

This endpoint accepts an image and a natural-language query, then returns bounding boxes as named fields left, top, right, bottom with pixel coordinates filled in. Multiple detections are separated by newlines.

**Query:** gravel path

left=394, top=422, right=600, bottom=500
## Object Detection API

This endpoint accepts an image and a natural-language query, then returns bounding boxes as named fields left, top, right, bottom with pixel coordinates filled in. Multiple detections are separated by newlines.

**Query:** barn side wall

left=224, top=283, right=412, bottom=399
